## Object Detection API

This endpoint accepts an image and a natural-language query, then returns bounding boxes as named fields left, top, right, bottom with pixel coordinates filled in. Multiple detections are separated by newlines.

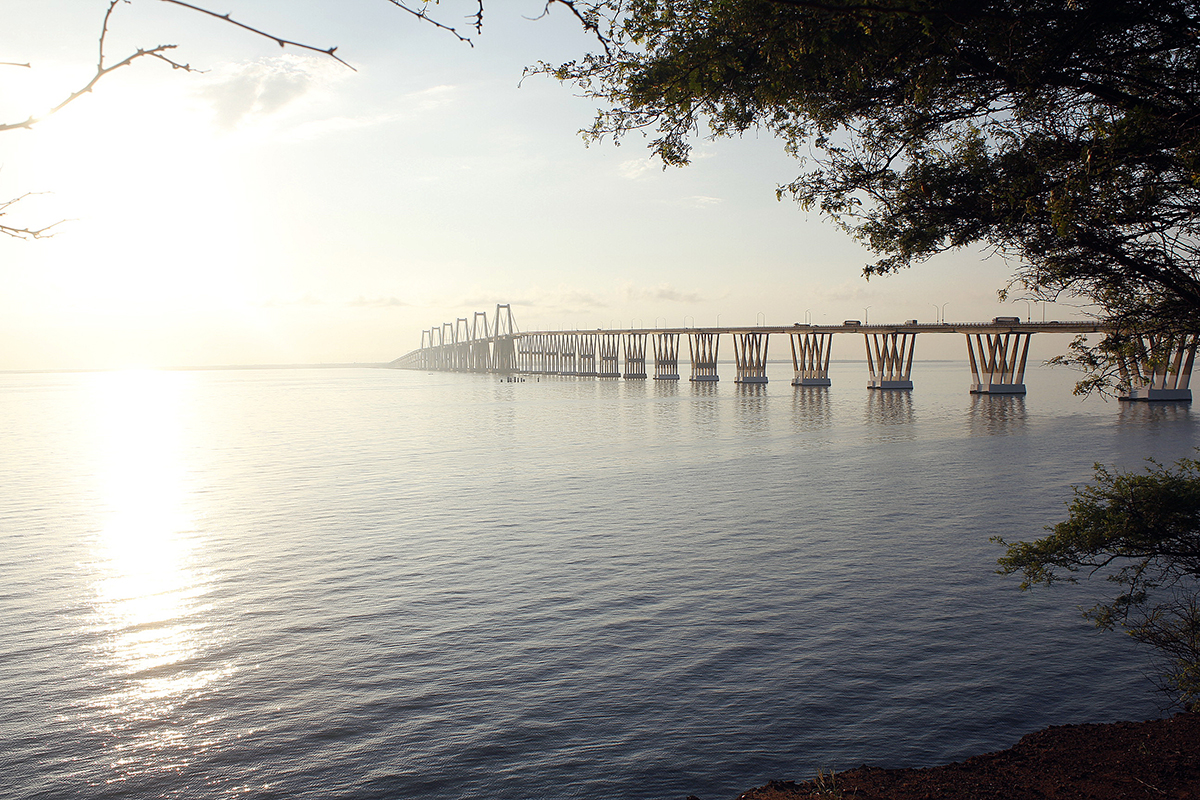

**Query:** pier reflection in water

left=790, top=386, right=832, bottom=433
left=866, top=386, right=915, bottom=432
left=968, top=393, right=1029, bottom=436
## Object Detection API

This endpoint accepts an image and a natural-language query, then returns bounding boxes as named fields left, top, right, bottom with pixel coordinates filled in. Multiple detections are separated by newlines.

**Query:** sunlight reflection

left=85, top=370, right=226, bottom=739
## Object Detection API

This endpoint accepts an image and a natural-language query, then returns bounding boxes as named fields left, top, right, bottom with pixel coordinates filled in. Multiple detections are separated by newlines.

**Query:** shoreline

left=729, top=712, right=1200, bottom=800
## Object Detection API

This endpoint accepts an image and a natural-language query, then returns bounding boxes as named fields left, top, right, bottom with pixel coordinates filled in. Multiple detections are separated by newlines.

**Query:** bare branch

left=0, top=193, right=68, bottom=240
left=0, top=43, right=194, bottom=133
left=381, top=0, right=480, bottom=46
left=154, top=0, right=355, bottom=69
left=531, top=1, right=612, bottom=56
left=2, top=0, right=359, bottom=135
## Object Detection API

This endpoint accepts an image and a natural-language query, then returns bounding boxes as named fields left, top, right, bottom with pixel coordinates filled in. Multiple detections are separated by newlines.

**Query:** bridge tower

left=452, top=318, right=471, bottom=371
left=689, top=332, right=720, bottom=381
left=469, top=312, right=491, bottom=371
left=733, top=332, right=769, bottom=383
left=865, top=332, right=916, bottom=389
left=966, top=332, right=1031, bottom=394
left=1118, top=334, right=1197, bottom=401
left=790, top=331, right=832, bottom=386
left=493, top=303, right=517, bottom=372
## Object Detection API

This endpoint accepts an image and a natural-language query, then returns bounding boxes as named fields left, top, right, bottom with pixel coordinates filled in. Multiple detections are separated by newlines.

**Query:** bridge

left=392, top=304, right=1197, bottom=402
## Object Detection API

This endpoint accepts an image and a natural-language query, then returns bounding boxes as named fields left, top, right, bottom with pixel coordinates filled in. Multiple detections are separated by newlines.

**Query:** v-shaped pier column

left=790, top=331, right=832, bottom=386
left=1118, top=334, right=1197, bottom=401
left=598, top=333, right=622, bottom=378
left=864, top=332, right=915, bottom=389
left=688, top=332, right=720, bottom=381
left=623, top=333, right=648, bottom=379
left=966, top=332, right=1031, bottom=394
left=653, top=333, right=680, bottom=380
left=733, top=332, right=769, bottom=383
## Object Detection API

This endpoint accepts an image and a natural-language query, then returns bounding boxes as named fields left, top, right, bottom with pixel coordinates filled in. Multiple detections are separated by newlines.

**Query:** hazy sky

left=1, top=0, right=1090, bottom=369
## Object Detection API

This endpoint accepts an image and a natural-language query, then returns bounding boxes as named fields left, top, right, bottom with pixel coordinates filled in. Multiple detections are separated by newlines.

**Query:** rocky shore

left=727, top=712, right=1200, bottom=800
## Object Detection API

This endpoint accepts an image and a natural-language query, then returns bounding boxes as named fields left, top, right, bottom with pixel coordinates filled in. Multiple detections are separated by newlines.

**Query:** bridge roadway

left=393, top=307, right=1195, bottom=401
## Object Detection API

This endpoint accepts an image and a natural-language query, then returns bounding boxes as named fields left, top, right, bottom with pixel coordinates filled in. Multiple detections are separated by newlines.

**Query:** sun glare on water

left=84, top=370, right=229, bottom=754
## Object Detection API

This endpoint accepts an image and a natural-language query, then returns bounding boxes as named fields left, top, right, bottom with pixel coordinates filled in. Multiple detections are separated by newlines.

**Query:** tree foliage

left=994, top=457, right=1200, bottom=706
left=544, top=0, right=1200, bottom=359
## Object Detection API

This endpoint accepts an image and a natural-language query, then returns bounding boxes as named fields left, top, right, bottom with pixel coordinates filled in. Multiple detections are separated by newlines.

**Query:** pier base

left=1117, top=334, right=1196, bottom=402
left=966, top=332, right=1031, bottom=396
left=733, top=331, right=770, bottom=384
left=793, top=377, right=832, bottom=386
left=864, top=332, right=916, bottom=391
left=971, top=382, right=1026, bottom=394
left=688, top=332, right=720, bottom=382
left=1120, top=387, right=1192, bottom=401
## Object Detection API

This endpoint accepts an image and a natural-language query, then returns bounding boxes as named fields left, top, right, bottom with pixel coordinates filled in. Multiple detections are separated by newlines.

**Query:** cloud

left=261, top=295, right=414, bottom=308
left=820, top=280, right=873, bottom=303
left=347, top=296, right=410, bottom=308
left=406, top=84, right=458, bottom=111
left=556, top=290, right=606, bottom=309
left=622, top=283, right=703, bottom=303
left=619, top=158, right=657, bottom=179
left=683, top=195, right=723, bottom=207
left=200, top=56, right=342, bottom=129
left=261, top=294, right=325, bottom=307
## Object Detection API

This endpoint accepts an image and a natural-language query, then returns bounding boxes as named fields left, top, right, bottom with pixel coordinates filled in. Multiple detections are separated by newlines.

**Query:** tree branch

left=154, top=0, right=354, bottom=69
left=0, top=194, right=67, bottom=240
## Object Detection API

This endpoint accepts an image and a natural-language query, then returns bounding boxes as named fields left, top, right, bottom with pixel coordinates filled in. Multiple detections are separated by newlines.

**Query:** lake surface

left=1, top=361, right=1195, bottom=799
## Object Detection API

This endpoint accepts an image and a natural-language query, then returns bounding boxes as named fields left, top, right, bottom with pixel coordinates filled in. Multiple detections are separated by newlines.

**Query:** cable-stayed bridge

left=392, top=303, right=1197, bottom=401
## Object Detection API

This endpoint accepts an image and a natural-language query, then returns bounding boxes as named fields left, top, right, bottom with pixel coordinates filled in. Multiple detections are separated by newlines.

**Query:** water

left=0, top=361, right=1195, bottom=800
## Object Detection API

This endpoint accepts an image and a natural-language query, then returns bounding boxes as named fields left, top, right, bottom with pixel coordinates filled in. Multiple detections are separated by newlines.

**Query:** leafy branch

left=995, top=456, right=1200, bottom=707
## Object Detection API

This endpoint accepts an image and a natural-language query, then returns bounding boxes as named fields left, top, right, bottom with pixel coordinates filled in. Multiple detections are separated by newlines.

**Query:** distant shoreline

left=0, top=363, right=395, bottom=375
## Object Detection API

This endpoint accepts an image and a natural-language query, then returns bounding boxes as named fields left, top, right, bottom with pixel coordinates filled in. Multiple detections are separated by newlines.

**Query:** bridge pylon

left=688, top=332, right=720, bottom=381
left=492, top=304, right=517, bottom=372
left=790, top=331, right=832, bottom=386
left=865, top=332, right=915, bottom=389
left=733, top=332, right=769, bottom=383
left=470, top=312, right=492, bottom=371
left=1118, top=334, right=1197, bottom=401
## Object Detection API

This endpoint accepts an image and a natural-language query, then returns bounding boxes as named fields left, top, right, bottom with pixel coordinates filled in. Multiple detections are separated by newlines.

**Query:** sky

left=0, top=0, right=1093, bottom=370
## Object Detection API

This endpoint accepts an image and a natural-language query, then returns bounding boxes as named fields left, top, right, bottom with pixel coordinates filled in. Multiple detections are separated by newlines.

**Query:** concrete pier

left=864, top=332, right=915, bottom=390
left=688, top=332, right=720, bottom=382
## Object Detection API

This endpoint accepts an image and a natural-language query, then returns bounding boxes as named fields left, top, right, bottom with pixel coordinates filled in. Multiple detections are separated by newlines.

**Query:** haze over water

left=1, top=361, right=1194, bottom=799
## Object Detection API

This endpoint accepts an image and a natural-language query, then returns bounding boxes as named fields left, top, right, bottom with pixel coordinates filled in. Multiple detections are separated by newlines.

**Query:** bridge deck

left=394, top=311, right=1193, bottom=402
left=515, top=321, right=1109, bottom=337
